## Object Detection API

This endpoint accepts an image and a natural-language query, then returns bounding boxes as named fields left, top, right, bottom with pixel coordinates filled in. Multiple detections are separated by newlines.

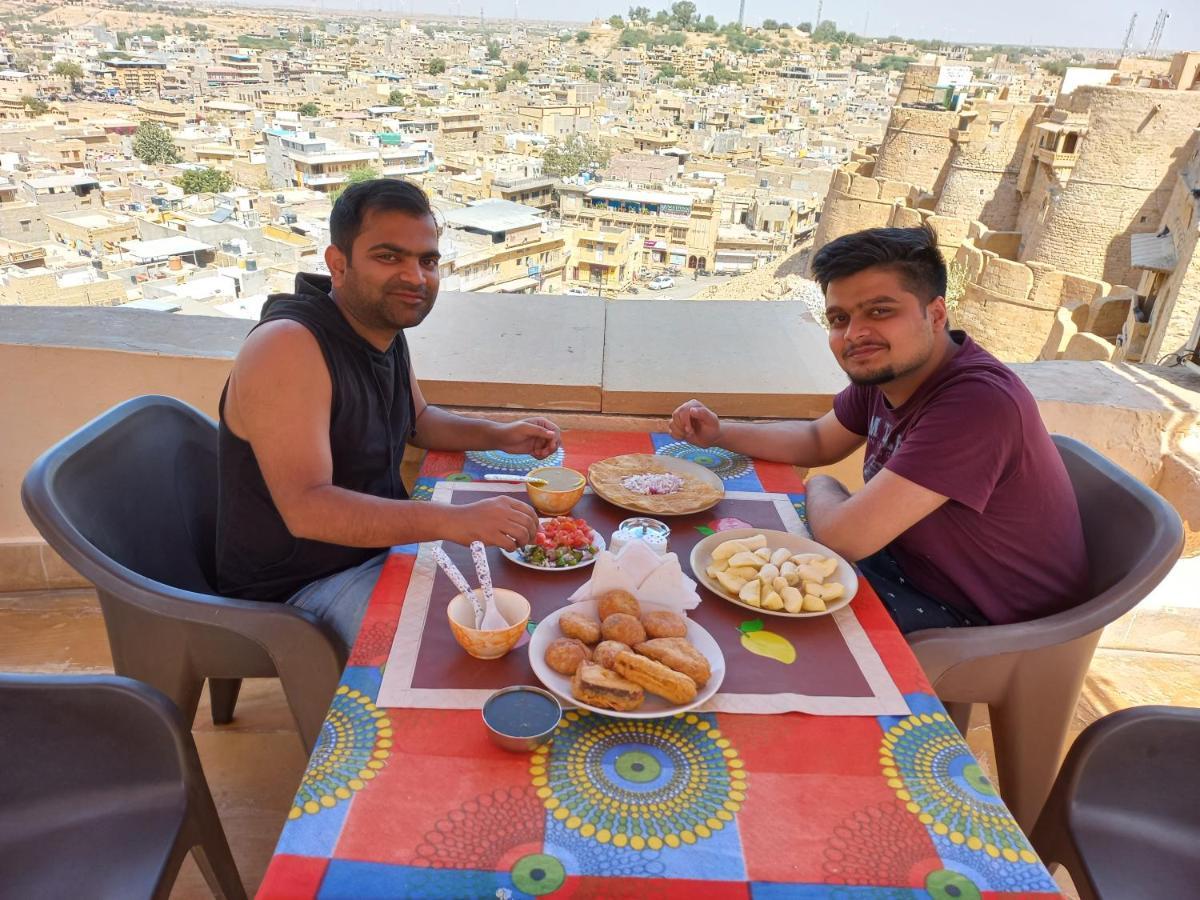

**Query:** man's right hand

left=450, top=496, right=540, bottom=550
left=670, top=399, right=722, bottom=448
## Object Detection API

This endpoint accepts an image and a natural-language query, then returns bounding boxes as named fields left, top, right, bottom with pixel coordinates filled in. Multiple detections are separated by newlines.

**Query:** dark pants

left=857, top=549, right=988, bottom=634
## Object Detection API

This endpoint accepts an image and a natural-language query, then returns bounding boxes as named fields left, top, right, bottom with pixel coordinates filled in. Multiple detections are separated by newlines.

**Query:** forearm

left=284, top=485, right=465, bottom=547
left=805, top=475, right=864, bottom=560
left=410, top=405, right=502, bottom=452
left=716, top=420, right=832, bottom=466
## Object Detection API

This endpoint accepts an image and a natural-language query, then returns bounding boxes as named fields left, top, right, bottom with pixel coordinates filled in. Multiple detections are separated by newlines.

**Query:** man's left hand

left=496, top=417, right=562, bottom=459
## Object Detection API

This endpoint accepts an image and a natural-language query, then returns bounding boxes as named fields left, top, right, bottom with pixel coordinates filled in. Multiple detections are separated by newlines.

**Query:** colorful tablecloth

left=260, top=431, right=1060, bottom=899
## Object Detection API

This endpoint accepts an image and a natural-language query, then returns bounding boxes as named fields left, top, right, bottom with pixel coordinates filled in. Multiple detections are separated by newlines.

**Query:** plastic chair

left=0, top=673, right=245, bottom=900
left=20, top=395, right=346, bottom=753
left=1030, top=705, right=1200, bottom=899
left=906, top=435, right=1183, bottom=831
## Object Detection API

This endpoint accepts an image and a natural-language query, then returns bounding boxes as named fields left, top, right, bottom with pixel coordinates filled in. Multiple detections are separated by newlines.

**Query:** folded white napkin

left=568, top=539, right=701, bottom=612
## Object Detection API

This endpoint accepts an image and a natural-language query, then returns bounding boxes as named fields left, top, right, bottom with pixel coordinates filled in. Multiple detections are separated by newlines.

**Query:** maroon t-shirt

left=832, top=332, right=1088, bottom=625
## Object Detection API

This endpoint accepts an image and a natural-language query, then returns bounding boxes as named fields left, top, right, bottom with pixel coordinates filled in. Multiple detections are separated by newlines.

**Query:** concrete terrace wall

left=873, top=106, right=959, bottom=195
left=1023, top=87, right=1200, bottom=287
left=0, top=299, right=846, bottom=546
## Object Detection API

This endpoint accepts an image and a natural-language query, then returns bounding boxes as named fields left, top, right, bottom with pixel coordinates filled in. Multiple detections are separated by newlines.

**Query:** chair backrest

left=21, top=395, right=220, bottom=595
left=1050, top=435, right=1184, bottom=635
left=0, top=674, right=187, bottom=834
left=1066, top=705, right=1200, bottom=826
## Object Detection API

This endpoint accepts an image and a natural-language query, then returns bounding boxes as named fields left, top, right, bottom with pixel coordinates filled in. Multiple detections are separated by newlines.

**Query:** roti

left=588, top=454, right=723, bottom=515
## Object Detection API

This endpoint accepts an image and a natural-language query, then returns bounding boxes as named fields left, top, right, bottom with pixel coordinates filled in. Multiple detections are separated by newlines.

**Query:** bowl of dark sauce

left=482, top=686, right=563, bottom=752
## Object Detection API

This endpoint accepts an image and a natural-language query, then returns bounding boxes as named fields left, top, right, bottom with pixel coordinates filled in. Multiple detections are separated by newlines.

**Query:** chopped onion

left=621, top=472, right=684, bottom=495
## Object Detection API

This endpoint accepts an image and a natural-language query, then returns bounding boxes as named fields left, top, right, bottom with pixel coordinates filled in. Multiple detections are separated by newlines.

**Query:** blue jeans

left=857, top=549, right=988, bottom=634
left=285, top=551, right=389, bottom=650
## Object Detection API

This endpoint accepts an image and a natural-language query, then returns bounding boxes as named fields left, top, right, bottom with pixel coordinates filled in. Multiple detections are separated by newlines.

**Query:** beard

left=341, top=269, right=435, bottom=332
left=842, top=336, right=934, bottom=387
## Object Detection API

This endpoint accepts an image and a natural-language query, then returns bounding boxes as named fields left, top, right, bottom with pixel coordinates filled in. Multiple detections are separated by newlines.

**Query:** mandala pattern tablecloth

left=260, top=430, right=1060, bottom=899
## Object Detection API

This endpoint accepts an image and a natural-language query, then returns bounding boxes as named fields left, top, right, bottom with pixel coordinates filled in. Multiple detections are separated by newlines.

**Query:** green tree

left=1041, top=59, right=1070, bottom=77
left=653, top=10, right=670, bottom=25
left=628, top=5, right=650, bottom=22
left=669, top=1, right=697, bottom=29
left=761, top=19, right=779, bottom=30
left=575, top=30, right=589, bottom=43
left=798, top=21, right=812, bottom=32
left=812, top=20, right=841, bottom=43
left=51, top=60, right=83, bottom=87
left=541, top=133, right=610, bottom=178
left=608, top=15, right=624, bottom=28
left=486, top=39, right=502, bottom=60
left=828, top=45, right=840, bottom=61
left=877, top=54, right=916, bottom=72
left=387, top=89, right=405, bottom=105
left=298, top=101, right=320, bottom=116
left=175, top=166, right=233, bottom=194
left=428, top=58, right=446, bottom=75
left=696, top=14, right=718, bottom=32
left=21, top=96, right=49, bottom=116
left=584, top=67, right=599, bottom=82
left=513, top=60, right=529, bottom=76
left=132, top=121, right=179, bottom=164
left=658, top=63, right=678, bottom=79
left=331, top=166, right=379, bottom=201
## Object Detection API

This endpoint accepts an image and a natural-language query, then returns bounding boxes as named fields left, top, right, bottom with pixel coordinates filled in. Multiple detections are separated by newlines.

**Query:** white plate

left=528, top=603, right=726, bottom=719
left=689, top=528, right=858, bottom=618
left=587, top=454, right=725, bottom=516
left=499, top=518, right=606, bottom=572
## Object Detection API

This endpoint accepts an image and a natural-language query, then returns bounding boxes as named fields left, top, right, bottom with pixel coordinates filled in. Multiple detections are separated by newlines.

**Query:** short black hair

left=329, top=178, right=437, bottom=260
left=811, top=223, right=947, bottom=303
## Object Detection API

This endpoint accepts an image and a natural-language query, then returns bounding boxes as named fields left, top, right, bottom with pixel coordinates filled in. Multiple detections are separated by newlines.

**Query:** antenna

left=815, top=1, right=823, bottom=31
left=1119, top=12, right=1137, bottom=59
left=737, top=0, right=745, bottom=27
left=1145, top=9, right=1168, bottom=58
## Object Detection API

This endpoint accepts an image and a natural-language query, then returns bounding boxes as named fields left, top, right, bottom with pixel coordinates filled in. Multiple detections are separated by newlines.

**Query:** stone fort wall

left=872, top=106, right=959, bottom=195
left=1022, top=86, right=1200, bottom=287
left=935, top=101, right=1040, bottom=231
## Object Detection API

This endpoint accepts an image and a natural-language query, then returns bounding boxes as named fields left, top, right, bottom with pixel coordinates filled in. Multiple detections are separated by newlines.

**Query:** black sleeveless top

left=216, top=273, right=416, bottom=602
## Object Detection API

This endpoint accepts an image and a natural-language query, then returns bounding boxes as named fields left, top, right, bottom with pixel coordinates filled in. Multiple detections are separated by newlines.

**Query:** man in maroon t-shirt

left=670, top=224, right=1088, bottom=632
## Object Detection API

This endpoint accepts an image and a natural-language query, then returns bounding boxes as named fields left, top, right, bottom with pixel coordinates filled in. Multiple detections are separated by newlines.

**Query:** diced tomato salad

left=521, top=517, right=598, bottom=567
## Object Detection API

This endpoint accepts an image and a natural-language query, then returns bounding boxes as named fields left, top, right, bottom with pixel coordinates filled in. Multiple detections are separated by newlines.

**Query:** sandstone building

left=811, top=54, right=1200, bottom=368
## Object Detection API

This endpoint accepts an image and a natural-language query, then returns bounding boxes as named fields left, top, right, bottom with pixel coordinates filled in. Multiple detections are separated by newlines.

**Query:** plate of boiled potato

left=689, top=528, right=858, bottom=617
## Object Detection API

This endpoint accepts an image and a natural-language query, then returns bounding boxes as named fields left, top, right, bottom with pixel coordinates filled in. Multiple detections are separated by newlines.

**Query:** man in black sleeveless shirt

left=217, top=180, right=557, bottom=648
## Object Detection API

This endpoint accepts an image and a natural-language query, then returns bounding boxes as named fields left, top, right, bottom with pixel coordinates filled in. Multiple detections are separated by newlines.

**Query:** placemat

left=378, top=483, right=908, bottom=716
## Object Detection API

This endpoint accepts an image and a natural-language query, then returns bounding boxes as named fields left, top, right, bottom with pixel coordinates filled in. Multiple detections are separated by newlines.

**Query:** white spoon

left=432, top=545, right=484, bottom=628
left=471, top=541, right=510, bottom=630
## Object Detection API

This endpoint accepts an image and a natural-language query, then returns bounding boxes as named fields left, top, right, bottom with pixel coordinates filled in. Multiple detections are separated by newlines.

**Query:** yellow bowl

left=525, top=466, right=586, bottom=516
left=447, top=588, right=531, bottom=660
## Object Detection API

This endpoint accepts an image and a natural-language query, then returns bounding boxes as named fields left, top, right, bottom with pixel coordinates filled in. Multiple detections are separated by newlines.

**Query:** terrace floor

left=2, top=558, right=1198, bottom=898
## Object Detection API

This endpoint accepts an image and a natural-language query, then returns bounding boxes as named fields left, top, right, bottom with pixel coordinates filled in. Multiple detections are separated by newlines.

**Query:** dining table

left=258, top=429, right=1062, bottom=898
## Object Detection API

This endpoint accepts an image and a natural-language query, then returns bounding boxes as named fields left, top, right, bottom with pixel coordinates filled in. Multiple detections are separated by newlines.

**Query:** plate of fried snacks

left=528, top=588, right=725, bottom=718
left=587, top=454, right=724, bottom=516
left=690, top=528, right=858, bottom=618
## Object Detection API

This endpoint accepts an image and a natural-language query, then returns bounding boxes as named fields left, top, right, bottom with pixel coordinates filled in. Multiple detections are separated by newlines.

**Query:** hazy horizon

left=212, top=0, right=1200, bottom=53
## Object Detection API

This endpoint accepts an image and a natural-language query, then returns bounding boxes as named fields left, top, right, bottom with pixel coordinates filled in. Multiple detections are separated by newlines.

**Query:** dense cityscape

left=0, top=0, right=1191, bottom=328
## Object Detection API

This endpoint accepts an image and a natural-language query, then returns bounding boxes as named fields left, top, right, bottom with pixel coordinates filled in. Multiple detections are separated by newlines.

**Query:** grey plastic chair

left=1030, top=705, right=1200, bottom=900
left=0, top=673, right=245, bottom=900
left=906, top=435, right=1183, bottom=832
left=20, top=395, right=346, bottom=753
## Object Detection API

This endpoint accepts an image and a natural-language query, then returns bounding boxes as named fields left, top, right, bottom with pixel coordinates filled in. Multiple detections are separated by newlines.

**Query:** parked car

left=648, top=275, right=675, bottom=290
left=564, top=286, right=592, bottom=295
